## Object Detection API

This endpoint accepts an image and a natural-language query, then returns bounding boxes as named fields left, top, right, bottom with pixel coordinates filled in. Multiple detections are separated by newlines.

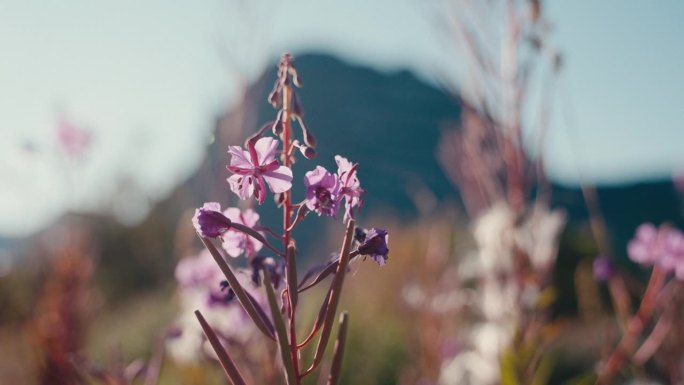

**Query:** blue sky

left=0, top=0, right=682, bottom=237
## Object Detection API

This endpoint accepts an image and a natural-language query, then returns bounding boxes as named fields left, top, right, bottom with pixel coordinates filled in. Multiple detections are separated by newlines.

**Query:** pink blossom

left=56, top=116, right=92, bottom=157
left=335, top=155, right=364, bottom=222
left=657, top=228, right=684, bottom=280
left=226, top=137, right=292, bottom=204
left=304, top=166, right=341, bottom=216
left=627, top=223, right=660, bottom=265
left=175, top=250, right=231, bottom=307
left=627, top=223, right=684, bottom=280
left=221, top=207, right=263, bottom=258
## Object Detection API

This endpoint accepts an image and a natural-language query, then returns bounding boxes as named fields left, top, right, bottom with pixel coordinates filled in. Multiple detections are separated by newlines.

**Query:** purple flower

left=226, top=137, right=293, bottom=204
left=627, top=223, right=660, bottom=265
left=356, top=227, right=389, bottom=266
left=335, top=155, right=364, bottom=222
left=221, top=208, right=263, bottom=258
left=627, top=223, right=684, bottom=280
left=304, top=166, right=340, bottom=216
left=592, top=255, right=616, bottom=282
left=192, top=202, right=232, bottom=238
left=658, top=228, right=684, bottom=280
left=250, top=256, right=286, bottom=288
left=175, top=250, right=233, bottom=307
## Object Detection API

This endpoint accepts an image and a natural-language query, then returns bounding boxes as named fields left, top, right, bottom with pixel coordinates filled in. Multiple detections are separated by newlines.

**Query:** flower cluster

left=628, top=222, right=684, bottom=279
left=168, top=251, right=266, bottom=363
left=304, top=155, right=364, bottom=221
left=176, top=53, right=388, bottom=384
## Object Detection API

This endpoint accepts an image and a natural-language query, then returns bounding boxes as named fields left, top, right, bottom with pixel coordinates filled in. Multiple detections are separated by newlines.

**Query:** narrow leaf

left=305, top=219, right=355, bottom=375
left=200, top=236, right=275, bottom=340
left=230, top=222, right=284, bottom=257
left=298, top=251, right=359, bottom=293
left=263, top=269, right=298, bottom=385
left=297, top=287, right=332, bottom=348
left=195, top=310, right=247, bottom=385
left=326, top=312, right=349, bottom=385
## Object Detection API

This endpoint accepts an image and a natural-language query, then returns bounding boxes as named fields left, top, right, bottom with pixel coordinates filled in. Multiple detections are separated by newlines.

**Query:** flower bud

left=297, top=116, right=316, bottom=148
left=592, top=255, right=616, bottom=282
left=274, top=192, right=286, bottom=207
left=272, top=117, right=283, bottom=135
left=268, top=89, right=280, bottom=108
left=192, top=202, right=232, bottom=238
left=299, top=145, right=316, bottom=159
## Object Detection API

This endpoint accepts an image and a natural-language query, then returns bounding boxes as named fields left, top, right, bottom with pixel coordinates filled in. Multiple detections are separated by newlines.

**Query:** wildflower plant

left=178, top=53, right=388, bottom=385
left=592, top=222, right=684, bottom=384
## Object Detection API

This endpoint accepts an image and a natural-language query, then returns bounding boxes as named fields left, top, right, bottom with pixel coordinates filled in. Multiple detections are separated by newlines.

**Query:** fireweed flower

left=175, top=250, right=233, bottom=307
left=250, top=255, right=286, bottom=288
left=335, top=155, right=364, bottom=222
left=221, top=208, right=263, bottom=258
left=655, top=227, right=684, bottom=280
left=627, top=223, right=684, bottom=280
left=56, top=116, right=92, bottom=157
left=304, top=166, right=341, bottom=216
left=356, top=227, right=390, bottom=266
left=169, top=251, right=267, bottom=362
left=627, top=223, right=660, bottom=265
left=192, top=202, right=232, bottom=238
left=226, top=137, right=293, bottom=204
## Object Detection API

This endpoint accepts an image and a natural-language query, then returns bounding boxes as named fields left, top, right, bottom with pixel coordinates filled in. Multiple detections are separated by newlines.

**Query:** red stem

left=281, top=80, right=301, bottom=384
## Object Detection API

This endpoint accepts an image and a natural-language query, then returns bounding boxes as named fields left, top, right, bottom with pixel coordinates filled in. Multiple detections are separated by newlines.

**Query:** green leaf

left=500, top=350, right=521, bottom=385
left=263, top=269, right=298, bottom=385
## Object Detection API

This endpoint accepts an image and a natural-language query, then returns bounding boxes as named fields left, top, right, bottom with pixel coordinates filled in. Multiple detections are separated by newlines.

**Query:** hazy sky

left=0, top=0, right=682, bottom=237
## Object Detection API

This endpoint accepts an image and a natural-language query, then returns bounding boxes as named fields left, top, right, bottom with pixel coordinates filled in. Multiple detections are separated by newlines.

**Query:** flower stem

left=280, top=62, right=301, bottom=384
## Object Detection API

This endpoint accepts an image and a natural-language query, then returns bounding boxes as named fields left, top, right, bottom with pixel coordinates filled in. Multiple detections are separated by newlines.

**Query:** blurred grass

left=0, top=206, right=610, bottom=384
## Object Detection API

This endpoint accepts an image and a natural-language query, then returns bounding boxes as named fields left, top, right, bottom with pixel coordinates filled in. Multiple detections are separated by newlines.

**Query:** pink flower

left=627, top=223, right=659, bottom=265
left=226, top=137, right=293, bottom=204
left=56, top=116, right=92, bottom=157
left=335, top=155, right=364, bottom=222
left=221, top=208, right=263, bottom=258
left=627, top=223, right=684, bottom=280
left=657, top=228, right=684, bottom=280
left=304, top=166, right=341, bottom=216
left=175, top=250, right=232, bottom=307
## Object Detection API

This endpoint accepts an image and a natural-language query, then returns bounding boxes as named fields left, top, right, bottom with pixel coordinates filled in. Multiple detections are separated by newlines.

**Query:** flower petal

left=263, top=166, right=293, bottom=193
left=227, top=174, right=255, bottom=200
left=228, top=146, right=253, bottom=168
left=254, top=137, right=279, bottom=165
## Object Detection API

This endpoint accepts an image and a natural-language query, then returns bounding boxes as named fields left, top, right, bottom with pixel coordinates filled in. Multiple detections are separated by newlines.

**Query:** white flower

left=515, top=204, right=566, bottom=271
left=472, top=202, right=516, bottom=275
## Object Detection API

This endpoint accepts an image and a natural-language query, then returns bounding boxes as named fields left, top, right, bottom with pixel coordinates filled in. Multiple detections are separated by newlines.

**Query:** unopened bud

left=272, top=117, right=283, bottom=135
left=245, top=121, right=273, bottom=147
left=297, top=116, right=316, bottom=147
left=292, top=93, right=303, bottom=117
left=299, top=145, right=316, bottom=159
left=292, top=71, right=302, bottom=87
left=268, top=89, right=280, bottom=108
left=274, top=192, right=286, bottom=207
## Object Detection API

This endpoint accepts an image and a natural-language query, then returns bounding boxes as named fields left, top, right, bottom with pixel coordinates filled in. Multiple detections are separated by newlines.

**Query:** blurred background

left=1, top=1, right=684, bottom=384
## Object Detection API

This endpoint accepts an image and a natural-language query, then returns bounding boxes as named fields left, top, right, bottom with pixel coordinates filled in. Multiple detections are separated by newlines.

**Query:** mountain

left=251, top=53, right=462, bottom=216
left=7, top=52, right=683, bottom=301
